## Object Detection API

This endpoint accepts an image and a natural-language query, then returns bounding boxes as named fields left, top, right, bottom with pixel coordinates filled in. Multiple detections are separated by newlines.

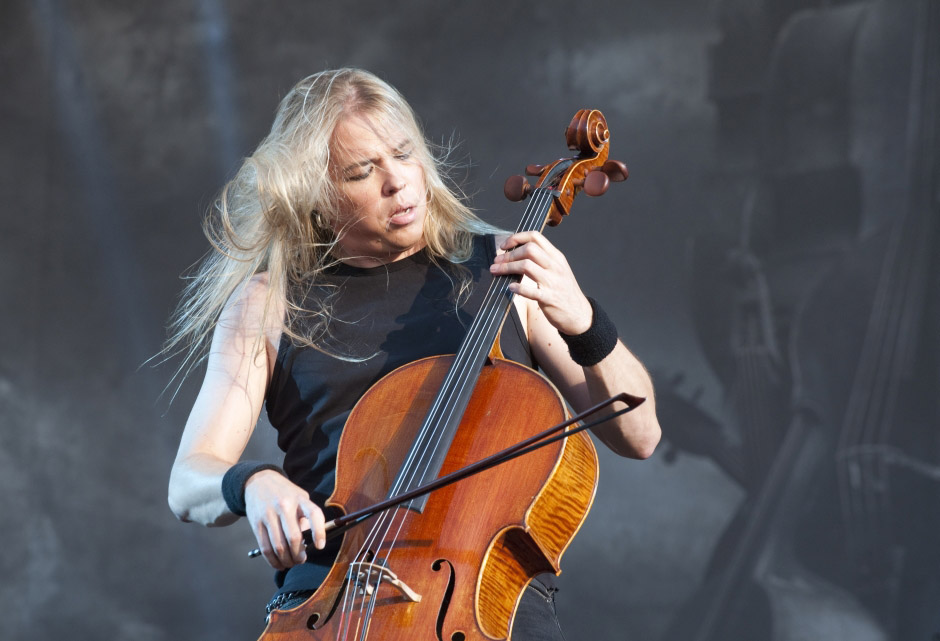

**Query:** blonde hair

left=164, top=68, right=498, bottom=388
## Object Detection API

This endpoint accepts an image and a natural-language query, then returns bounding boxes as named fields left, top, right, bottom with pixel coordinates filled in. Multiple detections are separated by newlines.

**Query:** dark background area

left=1, top=1, right=937, bottom=639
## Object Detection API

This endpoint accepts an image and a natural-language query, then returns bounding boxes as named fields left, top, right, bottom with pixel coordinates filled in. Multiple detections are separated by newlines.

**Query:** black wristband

left=559, top=297, right=619, bottom=367
left=222, top=461, right=285, bottom=516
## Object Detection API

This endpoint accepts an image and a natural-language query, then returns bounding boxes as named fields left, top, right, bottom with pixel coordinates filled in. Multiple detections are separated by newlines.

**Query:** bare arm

left=167, top=275, right=325, bottom=569
left=491, top=232, right=661, bottom=459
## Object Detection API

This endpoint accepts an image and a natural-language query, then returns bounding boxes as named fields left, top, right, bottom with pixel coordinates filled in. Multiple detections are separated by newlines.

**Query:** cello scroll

left=503, top=109, right=628, bottom=224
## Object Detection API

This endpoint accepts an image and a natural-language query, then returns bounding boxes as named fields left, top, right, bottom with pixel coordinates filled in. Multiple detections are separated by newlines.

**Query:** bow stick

left=248, top=391, right=645, bottom=558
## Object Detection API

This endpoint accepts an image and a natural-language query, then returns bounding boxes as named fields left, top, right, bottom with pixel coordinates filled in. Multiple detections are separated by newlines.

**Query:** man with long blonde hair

left=167, top=68, right=660, bottom=639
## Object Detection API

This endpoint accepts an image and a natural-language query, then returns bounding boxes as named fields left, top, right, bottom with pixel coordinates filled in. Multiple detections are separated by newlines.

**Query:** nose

left=382, top=166, right=406, bottom=196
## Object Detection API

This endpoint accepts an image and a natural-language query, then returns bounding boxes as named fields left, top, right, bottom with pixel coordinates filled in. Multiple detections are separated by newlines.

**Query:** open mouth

left=388, top=205, right=416, bottom=226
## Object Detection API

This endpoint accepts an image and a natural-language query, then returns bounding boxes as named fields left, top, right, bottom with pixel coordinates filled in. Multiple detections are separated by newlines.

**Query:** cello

left=258, top=110, right=633, bottom=641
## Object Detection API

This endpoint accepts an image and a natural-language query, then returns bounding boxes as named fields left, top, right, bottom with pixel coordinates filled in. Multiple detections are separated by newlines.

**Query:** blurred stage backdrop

left=1, top=0, right=938, bottom=639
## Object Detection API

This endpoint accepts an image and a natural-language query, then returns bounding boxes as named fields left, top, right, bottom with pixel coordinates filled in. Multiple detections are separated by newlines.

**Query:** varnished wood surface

left=259, top=356, right=598, bottom=641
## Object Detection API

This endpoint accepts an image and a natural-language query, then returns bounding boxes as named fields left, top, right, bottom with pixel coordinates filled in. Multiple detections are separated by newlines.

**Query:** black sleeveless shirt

left=264, top=234, right=535, bottom=593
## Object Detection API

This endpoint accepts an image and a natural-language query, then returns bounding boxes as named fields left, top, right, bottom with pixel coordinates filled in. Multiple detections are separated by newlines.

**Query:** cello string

left=386, top=187, right=551, bottom=492
left=365, top=191, right=550, bottom=565
left=381, top=186, right=550, bottom=497
left=336, top=187, right=554, bottom=620
left=369, top=186, right=551, bottom=508
left=379, top=188, right=553, bottom=521
left=330, top=238, right=530, bottom=635
left=348, top=570, right=381, bottom=641
left=336, top=559, right=384, bottom=641
left=335, top=565, right=354, bottom=641
left=349, top=188, right=553, bottom=579
left=337, top=558, right=371, bottom=641
left=358, top=575, right=383, bottom=641
left=335, top=185, right=558, bottom=639
left=360, top=189, right=551, bottom=546
left=334, top=269, right=507, bottom=611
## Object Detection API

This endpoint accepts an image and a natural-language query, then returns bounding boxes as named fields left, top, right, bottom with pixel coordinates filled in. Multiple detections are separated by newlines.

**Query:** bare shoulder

left=224, top=273, right=270, bottom=310
left=216, top=273, right=284, bottom=353
left=220, top=273, right=279, bottom=321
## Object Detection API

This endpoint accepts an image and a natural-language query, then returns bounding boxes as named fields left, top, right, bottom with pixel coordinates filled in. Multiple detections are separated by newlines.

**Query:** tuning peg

left=525, top=164, right=546, bottom=176
left=503, top=175, right=532, bottom=202
left=602, top=160, right=629, bottom=182
left=583, top=170, right=609, bottom=197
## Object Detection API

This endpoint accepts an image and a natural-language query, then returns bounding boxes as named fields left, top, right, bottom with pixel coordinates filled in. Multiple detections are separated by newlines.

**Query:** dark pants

left=512, top=580, right=568, bottom=641
left=267, top=580, right=567, bottom=640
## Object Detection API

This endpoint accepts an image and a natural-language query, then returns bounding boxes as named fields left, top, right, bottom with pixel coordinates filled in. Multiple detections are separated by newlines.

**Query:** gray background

left=1, top=0, right=938, bottom=639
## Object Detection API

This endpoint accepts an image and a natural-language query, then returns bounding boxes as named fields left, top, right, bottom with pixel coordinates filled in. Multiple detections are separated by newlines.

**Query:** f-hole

left=432, top=559, right=456, bottom=641
left=308, top=572, right=354, bottom=630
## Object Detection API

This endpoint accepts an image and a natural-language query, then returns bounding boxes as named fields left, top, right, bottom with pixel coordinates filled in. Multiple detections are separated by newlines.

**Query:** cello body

left=261, top=356, right=598, bottom=641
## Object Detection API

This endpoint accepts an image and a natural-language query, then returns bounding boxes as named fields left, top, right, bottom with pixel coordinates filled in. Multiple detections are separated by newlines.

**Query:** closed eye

left=394, top=141, right=414, bottom=161
left=345, top=165, right=373, bottom=181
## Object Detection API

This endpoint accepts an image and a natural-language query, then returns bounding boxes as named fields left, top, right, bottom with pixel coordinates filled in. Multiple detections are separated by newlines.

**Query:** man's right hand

left=244, top=470, right=326, bottom=571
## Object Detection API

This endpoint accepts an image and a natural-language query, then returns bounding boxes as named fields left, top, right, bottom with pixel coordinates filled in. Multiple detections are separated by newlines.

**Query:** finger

left=493, top=242, right=523, bottom=264
left=278, top=505, right=308, bottom=566
left=255, top=521, right=286, bottom=571
left=495, top=242, right=552, bottom=273
left=519, top=241, right=554, bottom=270
left=270, top=517, right=297, bottom=568
left=508, top=278, right=544, bottom=302
left=296, top=514, right=312, bottom=561
left=501, top=230, right=559, bottom=256
left=500, top=230, right=542, bottom=251
left=499, top=235, right=520, bottom=251
left=490, top=256, right=548, bottom=284
left=302, top=502, right=327, bottom=550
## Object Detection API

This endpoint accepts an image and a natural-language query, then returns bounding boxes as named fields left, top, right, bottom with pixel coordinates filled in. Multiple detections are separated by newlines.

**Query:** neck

left=333, top=240, right=427, bottom=268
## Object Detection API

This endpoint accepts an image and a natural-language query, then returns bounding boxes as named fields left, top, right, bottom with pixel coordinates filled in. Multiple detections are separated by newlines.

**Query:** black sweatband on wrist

left=559, top=297, right=619, bottom=367
left=222, top=461, right=285, bottom=516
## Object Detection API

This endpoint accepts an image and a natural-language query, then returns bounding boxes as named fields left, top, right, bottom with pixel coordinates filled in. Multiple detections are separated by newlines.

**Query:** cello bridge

left=353, top=561, right=422, bottom=603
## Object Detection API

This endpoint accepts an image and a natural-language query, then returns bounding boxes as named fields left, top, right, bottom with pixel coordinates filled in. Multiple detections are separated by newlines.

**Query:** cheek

left=329, top=199, right=366, bottom=235
left=412, top=166, right=429, bottom=199
left=336, top=188, right=371, bottom=217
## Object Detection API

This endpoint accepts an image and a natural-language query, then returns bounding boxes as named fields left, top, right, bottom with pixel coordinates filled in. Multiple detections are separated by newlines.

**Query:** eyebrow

left=340, top=140, right=413, bottom=174
left=341, top=158, right=374, bottom=174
